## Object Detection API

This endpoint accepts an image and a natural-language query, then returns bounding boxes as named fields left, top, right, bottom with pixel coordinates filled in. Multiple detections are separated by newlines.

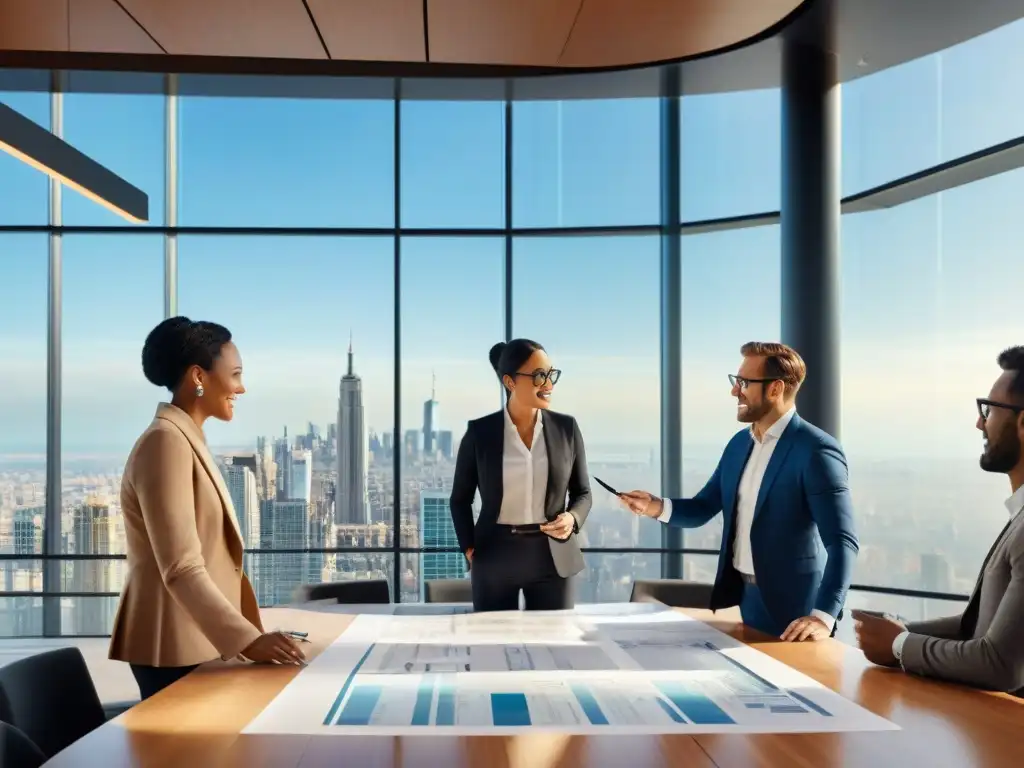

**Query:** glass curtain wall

left=0, top=78, right=688, bottom=635
left=4, top=16, right=1023, bottom=636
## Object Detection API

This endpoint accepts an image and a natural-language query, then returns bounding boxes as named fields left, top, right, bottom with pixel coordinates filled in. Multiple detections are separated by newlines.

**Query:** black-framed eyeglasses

left=515, top=369, right=561, bottom=387
left=729, top=374, right=779, bottom=390
left=977, top=398, right=1024, bottom=421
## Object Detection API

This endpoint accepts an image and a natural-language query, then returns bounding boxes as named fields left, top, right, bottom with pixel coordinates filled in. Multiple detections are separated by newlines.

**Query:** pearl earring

left=195, top=384, right=204, bottom=398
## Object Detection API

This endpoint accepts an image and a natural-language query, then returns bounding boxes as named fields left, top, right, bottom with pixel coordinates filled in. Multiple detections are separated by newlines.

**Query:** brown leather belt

left=740, top=572, right=756, bottom=585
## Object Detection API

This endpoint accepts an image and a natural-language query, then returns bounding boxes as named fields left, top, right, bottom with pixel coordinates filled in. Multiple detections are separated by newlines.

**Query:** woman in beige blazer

left=109, top=316, right=305, bottom=700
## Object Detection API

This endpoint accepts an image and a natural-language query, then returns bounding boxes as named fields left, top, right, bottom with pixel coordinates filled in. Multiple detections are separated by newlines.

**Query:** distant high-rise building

left=423, top=373, right=440, bottom=455
left=920, top=553, right=952, bottom=592
left=71, top=499, right=119, bottom=634
left=337, top=336, right=367, bottom=525
left=12, top=506, right=42, bottom=566
left=223, top=464, right=259, bottom=549
left=259, top=499, right=310, bottom=606
left=1, top=506, right=42, bottom=635
left=275, top=428, right=293, bottom=501
left=404, top=429, right=422, bottom=458
left=420, top=492, right=466, bottom=596
left=291, top=450, right=313, bottom=503
left=437, top=430, right=454, bottom=460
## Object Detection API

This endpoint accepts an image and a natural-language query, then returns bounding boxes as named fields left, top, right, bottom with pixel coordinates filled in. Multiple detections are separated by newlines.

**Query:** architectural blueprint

left=243, top=604, right=898, bottom=735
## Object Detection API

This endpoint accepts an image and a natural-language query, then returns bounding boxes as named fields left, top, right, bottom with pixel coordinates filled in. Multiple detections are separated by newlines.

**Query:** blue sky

left=1, top=19, right=1023, bottom=461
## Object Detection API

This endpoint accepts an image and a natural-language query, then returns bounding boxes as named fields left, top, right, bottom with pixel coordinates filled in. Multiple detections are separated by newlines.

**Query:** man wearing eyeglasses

left=620, top=341, right=859, bottom=642
left=854, top=346, right=1024, bottom=695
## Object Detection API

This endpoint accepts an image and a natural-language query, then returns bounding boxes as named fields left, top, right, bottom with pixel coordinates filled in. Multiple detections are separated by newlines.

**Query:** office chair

left=424, top=578, right=472, bottom=603
left=0, top=722, right=45, bottom=768
left=0, top=647, right=107, bottom=759
left=295, top=579, right=391, bottom=604
left=629, top=579, right=714, bottom=608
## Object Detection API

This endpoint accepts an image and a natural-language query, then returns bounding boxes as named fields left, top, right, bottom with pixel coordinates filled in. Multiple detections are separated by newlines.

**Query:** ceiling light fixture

left=0, top=101, right=149, bottom=223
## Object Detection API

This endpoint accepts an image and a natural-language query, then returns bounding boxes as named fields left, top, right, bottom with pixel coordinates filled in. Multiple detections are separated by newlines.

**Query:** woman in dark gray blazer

left=449, top=338, right=592, bottom=612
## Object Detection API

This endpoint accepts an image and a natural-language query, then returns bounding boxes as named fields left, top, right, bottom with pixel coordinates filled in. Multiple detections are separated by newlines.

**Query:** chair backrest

left=0, top=722, right=46, bottom=768
left=424, top=578, right=472, bottom=604
left=0, top=647, right=107, bottom=759
left=297, top=579, right=391, bottom=604
left=629, top=579, right=713, bottom=609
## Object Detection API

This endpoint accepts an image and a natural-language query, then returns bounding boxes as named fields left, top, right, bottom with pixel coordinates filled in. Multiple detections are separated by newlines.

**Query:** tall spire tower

left=336, top=333, right=367, bottom=525
left=422, top=372, right=440, bottom=456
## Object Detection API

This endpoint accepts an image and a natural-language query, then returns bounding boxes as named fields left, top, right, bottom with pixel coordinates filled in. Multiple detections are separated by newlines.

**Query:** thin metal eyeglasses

left=977, top=398, right=1024, bottom=421
left=515, top=369, right=562, bottom=387
left=728, top=374, right=779, bottom=390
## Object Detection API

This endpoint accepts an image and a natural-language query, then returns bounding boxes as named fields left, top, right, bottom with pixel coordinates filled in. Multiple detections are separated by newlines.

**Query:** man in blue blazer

left=621, top=342, right=859, bottom=641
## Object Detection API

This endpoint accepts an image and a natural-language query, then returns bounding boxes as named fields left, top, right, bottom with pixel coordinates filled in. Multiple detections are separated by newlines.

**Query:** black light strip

left=0, top=101, right=149, bottom=222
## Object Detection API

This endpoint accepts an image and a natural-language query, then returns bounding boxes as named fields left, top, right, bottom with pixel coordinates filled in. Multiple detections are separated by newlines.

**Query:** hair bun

left=142, top=316, right=193, bottom=388
left=488, top=342, right=506, bottom=374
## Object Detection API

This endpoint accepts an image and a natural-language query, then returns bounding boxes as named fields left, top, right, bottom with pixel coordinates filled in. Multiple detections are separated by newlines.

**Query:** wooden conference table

left=45, top=605, right=1021, bottom=768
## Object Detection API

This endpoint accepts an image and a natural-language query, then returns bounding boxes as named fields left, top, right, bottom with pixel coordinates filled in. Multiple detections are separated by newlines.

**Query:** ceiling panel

left=70, top=0, right=164, bottom=54
left=306, top=0, right=425, bottom=62
left=0, top=0, right=69, bottom=52
left=560, top=0, right=803, bottom=68
left=118, top=0, right=326, bottom=59
left=427, top=0, right=582, bottom=66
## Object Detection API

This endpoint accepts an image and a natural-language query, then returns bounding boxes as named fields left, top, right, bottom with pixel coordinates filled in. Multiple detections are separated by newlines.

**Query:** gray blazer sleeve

left=906, top=614, right=964, bottom=641
left=900, top=553, right=1024, bottom=693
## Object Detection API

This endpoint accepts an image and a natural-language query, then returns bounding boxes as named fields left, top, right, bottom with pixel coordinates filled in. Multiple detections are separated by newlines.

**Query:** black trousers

left=471, top=526, right=573, bottom=612
left=130, top=663, right=199, bottom=700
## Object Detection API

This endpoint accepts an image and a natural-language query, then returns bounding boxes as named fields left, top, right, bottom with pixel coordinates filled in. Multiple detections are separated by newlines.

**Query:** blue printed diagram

left=322, top=639, right=835, bottom=729
left=242, top=610, right=897, bottom=736
left=323, top=668, right=831, bottom=729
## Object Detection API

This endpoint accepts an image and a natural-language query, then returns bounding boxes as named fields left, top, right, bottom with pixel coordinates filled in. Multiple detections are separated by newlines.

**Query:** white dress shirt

left=496, top=408, right=549, bottom=526
left=892, top=481, right=1024, bottom=661
left=658, top=407, right=835, bottom=629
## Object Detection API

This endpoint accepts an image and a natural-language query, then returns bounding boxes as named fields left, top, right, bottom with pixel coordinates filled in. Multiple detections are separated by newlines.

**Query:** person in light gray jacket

left=854, top=346, right=1024, bottom=696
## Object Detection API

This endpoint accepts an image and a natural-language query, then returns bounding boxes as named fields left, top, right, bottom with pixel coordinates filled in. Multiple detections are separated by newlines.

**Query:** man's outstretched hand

left=619, top=490, right=664, bottom=519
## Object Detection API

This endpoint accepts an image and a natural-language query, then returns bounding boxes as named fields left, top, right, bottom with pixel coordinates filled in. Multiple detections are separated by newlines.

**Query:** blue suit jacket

left=667, top=413, right=859, bottom=626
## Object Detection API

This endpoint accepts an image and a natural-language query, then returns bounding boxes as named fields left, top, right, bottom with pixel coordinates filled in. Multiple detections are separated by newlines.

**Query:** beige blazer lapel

left=154, top=404, right=245, bottom=557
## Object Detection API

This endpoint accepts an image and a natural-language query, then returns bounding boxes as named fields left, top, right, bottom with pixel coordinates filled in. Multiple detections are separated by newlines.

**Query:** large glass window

left=513, top=235, right=661, bottom=548
left=178, top=235, right=395, bottom=605
left=0, top=235, right=47, bottom=636
left=513, top=99, right=660, bottom=228
left=680, top=226, right=781, bottom=552
left=843, top=18, right=1024, bottom=195
left=0, top=88, right=49, bottom=225
left=841, top=168, right=1022, bottom=595
left=15, top=22, right=1024, bottom=633
left=400, top=101, right=505, bottom=229
left=399, top=237, right=504, bottom=570
left=681, top=89, right=781, bottom=221
left=63, top=86, right=165, bottom=226
left=60, top=235, right=163, bottom=635
left=180, top=95, right=395, bottom=228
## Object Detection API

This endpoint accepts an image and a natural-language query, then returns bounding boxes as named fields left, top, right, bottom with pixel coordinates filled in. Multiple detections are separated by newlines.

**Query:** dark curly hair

left=142, top=316, right=233, bottom=391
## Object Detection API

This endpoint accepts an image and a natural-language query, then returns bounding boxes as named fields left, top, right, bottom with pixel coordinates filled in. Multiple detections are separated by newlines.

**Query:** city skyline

left=3, top=17, right=1024, bottom=634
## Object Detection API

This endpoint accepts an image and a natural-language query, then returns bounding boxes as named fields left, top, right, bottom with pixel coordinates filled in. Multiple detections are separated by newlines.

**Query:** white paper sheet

left=243, top=604, right=898, bottom=736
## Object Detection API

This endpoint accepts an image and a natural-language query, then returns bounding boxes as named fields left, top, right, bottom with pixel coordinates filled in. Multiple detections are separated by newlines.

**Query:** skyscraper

left=291, top=449, right=313, bottom=502
left=71, top=499, right=119, bottom=634
left=275, top=428, right=293, bottom=501
left=223, top=464, right=259, bottom=549
left=420, top=492, right=466, bottom=597
left=259, top=500, right=309, bottom=606
left=423, top=372, right=440, bottom=455
left=336, top=336, right=367, bottom=525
